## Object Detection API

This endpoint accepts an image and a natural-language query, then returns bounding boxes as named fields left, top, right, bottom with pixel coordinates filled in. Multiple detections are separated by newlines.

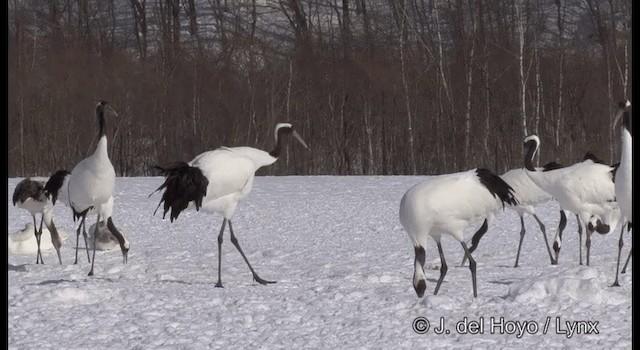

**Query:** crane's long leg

left=74, top=215, right=86, bottom=264
left=228, top=220, right=275, bottom=285
left=74, top=217, right=82, bottom=264
left=622, top=249, right=632, bottom=273
left=577, top=214, right=583, bottom=265
left=88, top=214, right=101, bottom=276
left=433, top=241, right=448, bottom=295
left=532, top=214, right=554, bottom=264
left=514, top=216, right=526, bottom=268
left=611, top=224, right=625, bottom=287
left=215, top=218, right=227, bottom=288
left=82, top=217, right=91, bottom=263
left=33, top=214, right=44, bottom=264
left=585, top=221, right=593, bottom=266
left=552, top=210, right=567, bottom=265
left=461, top=242, right=477, bottom=298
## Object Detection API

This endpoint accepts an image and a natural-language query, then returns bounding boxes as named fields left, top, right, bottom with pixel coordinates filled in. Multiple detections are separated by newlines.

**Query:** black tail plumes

left=582, top=152, right=605, bottom=164
left=476, top=168, right=519, bottom=208
left=45, top=170, right=70, bottom=204
left=151, top=162, right=209, bottom=222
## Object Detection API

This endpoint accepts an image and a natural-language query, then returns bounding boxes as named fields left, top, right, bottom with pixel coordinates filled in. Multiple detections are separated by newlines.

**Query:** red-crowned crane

left=12, top=178, right=64, bottom=264
left=523, top=135, right=619, bottom=266
left=66, top=101, right=129, bottom=276
left=152, top=123, right=309, bottom=287
left=612, top=100, right=632, bottom=286
left=44, top=170, right=127, bottom=265
left=399, top=168, right=518, bottom=298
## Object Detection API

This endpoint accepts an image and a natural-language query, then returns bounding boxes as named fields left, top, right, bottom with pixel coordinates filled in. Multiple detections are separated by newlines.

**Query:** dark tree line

left=8, top=0, right=631, bottom=177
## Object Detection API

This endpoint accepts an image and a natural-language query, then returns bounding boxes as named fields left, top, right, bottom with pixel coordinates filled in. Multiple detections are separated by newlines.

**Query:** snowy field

left=8, top=176, right=632, bottom=349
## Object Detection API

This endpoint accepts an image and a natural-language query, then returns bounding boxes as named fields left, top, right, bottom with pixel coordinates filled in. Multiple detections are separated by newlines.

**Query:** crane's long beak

left=292, top=130, right=310, bottom=150
left=106, top=104, right=119, bottom=117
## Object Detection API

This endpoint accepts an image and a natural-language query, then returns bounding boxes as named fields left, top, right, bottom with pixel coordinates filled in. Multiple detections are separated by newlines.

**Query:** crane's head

left=523, top=135, right=540, bottom=148
left=523, top=135, right=540, bottom=155
left=274, top=123, right=310, bottom=150
left=613, top=100, right=631, bottom=133
left=96, top=100, right=118, bottom=117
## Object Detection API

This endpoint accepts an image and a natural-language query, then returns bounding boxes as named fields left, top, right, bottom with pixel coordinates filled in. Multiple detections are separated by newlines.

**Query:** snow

left=8, top=223, right=69, bottom=256
left=8, top=176, right=632, bottom=348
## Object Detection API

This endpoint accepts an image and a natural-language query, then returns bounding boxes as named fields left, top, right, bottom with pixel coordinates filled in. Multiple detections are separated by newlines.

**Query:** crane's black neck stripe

left=269, top=127, right=293, bottom=158
left=98, top=105, right=106, bottom=137
left=476, top=168, right=518, bottom=208
left=553, top=210, right=567, bottom=255
left=468, top=219, right=489, bottom=254
left=414, top=246, right=426, bottom=267
left=107, top=217, right=129, bottom=250
left=523, top=140, right=538, bottom=171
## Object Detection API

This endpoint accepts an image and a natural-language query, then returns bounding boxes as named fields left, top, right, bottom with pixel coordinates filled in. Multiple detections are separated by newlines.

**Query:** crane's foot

left=610, top=280, right=620, bottom=287
left=254, top=275, right=276, bottom=285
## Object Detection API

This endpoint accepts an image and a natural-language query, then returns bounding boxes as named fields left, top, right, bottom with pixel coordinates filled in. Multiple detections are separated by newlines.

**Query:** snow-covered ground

left=8, top=176, right=632, bottom=349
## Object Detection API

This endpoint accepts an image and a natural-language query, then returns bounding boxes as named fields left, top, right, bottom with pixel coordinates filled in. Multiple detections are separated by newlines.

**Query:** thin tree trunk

left=517, top=3, right=527, bottom=140
left=399, top=2, right=417, bottom=174
left=463, top=6, right=477, bottom=166
left=555, top=0, right=565, bottom=159
left=19, top=98, right=25, bottom=175
left=433, top=2, right=454, bottom=170
left=363, top=99, right=374, bottom=174
left=533, top=29, right=542, bottom=143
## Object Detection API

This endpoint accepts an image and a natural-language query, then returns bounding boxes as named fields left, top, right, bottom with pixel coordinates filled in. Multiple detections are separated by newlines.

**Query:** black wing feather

left=582, top=152, right=605, bottom=164
left=45, top=170, right=70, bottom=205
left=476, top=168, right=518, bottom=208
left=542, top=161, right=564, bottom=171
left=152, top=162, right=209, bottom=222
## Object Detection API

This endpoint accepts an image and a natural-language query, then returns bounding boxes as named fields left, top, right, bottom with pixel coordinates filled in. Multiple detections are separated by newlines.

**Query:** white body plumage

left=401, top=170, right=508, bottom=244
left=68, top=137, right=115, bottom=214
left=399, top=168, right=517, bottom=298
left=153, top=122, right=309, bottom=287
left=501, top=168, right=552, bottom=216
left=189, top=146, right=277, bottom=218
left=523, top=135, right=620, bottom=266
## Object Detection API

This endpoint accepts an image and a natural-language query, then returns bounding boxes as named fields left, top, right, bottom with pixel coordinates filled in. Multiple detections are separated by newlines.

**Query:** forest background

left=7, top=0, right=632, bottom=177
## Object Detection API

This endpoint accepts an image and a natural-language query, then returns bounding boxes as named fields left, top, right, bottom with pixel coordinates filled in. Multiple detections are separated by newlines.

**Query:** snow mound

left=8, top=223, right=69, bottom=255
left=506, top=267, right=625, bottom=305
left=47, top=287, right=100, bottom=306
left=88, top=221, right=129, bottom=251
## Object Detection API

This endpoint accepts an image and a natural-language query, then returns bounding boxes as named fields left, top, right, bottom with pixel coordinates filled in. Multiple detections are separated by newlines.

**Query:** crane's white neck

left=94, top=135, right=110, bottom=160
left=620, top=128, right=632, bottom=165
